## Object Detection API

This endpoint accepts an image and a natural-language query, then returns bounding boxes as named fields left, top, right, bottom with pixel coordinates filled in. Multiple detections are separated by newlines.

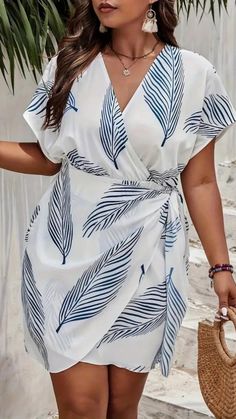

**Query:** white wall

left=176, top=1, right=236, bottom=163
left=1, top=4, right=236, bottom=418
left=0, top=72, right=57, bottom=418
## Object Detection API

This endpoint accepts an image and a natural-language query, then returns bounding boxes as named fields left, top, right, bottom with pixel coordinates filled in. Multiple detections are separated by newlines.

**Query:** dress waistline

left=66, top=159, right=180, bottom=195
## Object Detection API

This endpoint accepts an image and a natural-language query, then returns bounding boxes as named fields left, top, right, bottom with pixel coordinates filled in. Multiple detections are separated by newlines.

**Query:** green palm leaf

left=177, top=0, right=229, bottom=21
left=0, top=0, right=231, bottom=92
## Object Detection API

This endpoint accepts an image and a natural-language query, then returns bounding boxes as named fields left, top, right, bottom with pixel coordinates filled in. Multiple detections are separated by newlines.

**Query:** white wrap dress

left=22, top=44, right=236, bottom=377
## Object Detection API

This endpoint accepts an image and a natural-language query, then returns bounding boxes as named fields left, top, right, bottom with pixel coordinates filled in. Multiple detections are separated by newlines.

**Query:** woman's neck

left=110, top=23, right=160, bottom=57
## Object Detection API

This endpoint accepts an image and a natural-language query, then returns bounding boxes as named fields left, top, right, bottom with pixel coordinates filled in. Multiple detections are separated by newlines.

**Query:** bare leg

left=50, top=361, right=109, bottom=419
left=106, top=365, right=149, bottom=419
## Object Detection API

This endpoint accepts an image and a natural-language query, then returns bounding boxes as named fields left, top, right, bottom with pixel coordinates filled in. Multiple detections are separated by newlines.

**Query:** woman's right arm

left=0, top=141, right=62, bottom=176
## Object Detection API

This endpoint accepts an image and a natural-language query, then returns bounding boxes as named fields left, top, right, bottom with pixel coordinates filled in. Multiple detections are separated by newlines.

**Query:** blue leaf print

left=25, top=204, right=40, bottom=242
left=67, top=148, right=109, bottom=176
left=64, top=91, right=78, bottom=113
left=161, top=217, right=182, bottom=252
left=139, top=264, right=145, bottom=283
left=143, top=45, right=184, bottom=147
left=21, top=250, right=49, bottom=369
left=184, top=94, right=236, bottom=137
left=83, top=182, right=164, bottom=238
left=122, top=180, right=140, bottom=187
left=96, top=279, right=166, bottom=346
left=148, top=164, right=185, bottom=188
left=100, top=85, right=128, bottom=169
left=56, top=227, right=143, bottom=333
left=132, top=366, right=146, bottom=372
left=159, top=267, right=187, bottom=377
left=183, top=110, right=202, bottom=134
left=184, top=215, right=190, bottom=232
left=159, top=201, right=169, bottom=226
left=26, top=80, right=53, bottom=115
left=26, top=80, right=78, bottom=117
left=48, top=160, right=73, bottom=264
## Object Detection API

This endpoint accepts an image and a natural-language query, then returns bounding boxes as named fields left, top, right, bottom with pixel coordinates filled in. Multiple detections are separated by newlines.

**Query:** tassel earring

left=99, top=23, right=108, bottom=33
left=142, top=5, right=158, bottom=33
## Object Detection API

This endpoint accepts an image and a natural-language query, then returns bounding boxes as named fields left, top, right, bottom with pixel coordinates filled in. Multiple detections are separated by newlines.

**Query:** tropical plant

left=0, top=0, right=230, bottom=92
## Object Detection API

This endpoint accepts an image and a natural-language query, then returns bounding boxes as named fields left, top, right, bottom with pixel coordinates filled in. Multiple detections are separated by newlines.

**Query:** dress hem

left=25, top=347, right=160, bottom=375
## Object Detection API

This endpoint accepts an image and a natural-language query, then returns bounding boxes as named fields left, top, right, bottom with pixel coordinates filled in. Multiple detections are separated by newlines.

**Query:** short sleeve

left=191, top=63, right=236, bottom=158
left=23, top=55, right=64, bottom=164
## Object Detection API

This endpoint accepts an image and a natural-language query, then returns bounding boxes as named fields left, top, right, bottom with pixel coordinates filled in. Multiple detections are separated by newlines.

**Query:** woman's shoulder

left=40, top=54, right=58, bottom=83
left=178, top=46, right=213, bottom=72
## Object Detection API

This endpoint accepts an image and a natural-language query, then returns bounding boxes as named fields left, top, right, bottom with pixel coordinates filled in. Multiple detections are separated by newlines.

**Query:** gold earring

left=142, top=4, right=158, bottom=33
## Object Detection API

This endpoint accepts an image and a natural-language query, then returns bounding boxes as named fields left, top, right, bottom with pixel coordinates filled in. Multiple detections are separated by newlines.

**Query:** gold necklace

left=112, top=53, right=139, bottom=77
left=110, top=40, right=159, bottom=60
left=110, top=41, right=159, bottom=77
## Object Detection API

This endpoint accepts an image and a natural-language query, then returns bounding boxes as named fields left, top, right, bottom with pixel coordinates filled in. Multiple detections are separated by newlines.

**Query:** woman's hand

left=212, top=272, right=236, bottom=321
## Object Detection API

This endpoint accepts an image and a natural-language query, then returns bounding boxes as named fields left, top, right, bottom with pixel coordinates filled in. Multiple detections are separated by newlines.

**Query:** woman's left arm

left=181, top=139, right=236, bottom=318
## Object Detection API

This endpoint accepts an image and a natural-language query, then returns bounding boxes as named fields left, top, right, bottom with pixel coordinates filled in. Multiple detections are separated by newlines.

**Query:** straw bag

left=198, top=306, right=236, bottom=419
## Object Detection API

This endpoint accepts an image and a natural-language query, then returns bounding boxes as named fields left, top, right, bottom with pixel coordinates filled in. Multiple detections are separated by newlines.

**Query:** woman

left=1, top=0, right=236, bottom=418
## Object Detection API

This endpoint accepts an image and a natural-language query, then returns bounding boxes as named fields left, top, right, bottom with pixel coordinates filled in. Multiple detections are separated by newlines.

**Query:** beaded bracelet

left=209, top=263, right=234, bottom=288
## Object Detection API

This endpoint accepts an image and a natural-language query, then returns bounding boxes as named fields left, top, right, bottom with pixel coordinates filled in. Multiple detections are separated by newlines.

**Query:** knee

left=62, top=395, right=105, bottom=418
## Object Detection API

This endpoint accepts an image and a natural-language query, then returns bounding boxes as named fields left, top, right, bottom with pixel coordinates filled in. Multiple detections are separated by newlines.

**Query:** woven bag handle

left=213, top=306, right=236, bottom=365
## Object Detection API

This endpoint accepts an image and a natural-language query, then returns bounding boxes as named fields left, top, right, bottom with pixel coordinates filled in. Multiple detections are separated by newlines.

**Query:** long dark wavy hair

left=43, top=0, right=179, bottom=131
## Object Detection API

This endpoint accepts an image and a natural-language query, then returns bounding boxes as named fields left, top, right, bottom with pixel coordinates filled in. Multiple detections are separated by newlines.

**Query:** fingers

left=212, top=279, right=236, bottom=322
left=215, top=302, right=236, bottom=322
left=214, top=306, right=229, bottom=322
left=229, top=295, right=236, bottom=307
left=215, top=294, right=230, bottom=321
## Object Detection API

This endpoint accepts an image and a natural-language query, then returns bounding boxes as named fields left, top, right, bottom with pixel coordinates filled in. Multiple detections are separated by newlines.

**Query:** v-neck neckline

left=98, top=42, right=170, bottom=117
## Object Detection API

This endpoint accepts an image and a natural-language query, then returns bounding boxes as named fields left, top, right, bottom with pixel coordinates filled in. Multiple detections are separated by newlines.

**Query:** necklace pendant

left=123, top=68, right=130, bottom=76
